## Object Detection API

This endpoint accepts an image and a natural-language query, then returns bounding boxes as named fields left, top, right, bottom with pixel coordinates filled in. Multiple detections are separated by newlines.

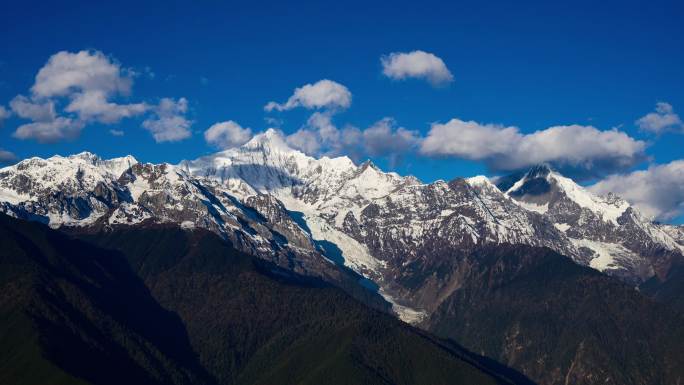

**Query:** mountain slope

left=0, top=214, right=212, bottom=385
left=423, top=244, right=684, bottom=385
left=2, top=131, right=683, bottom=320
left=0, top=214, right=525, bottom=385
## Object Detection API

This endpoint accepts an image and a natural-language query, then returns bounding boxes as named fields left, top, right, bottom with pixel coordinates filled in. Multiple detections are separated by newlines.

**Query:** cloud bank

left=590, top=160, right=684, bottom=221
left=420, top=118, right=646, bottom=176
left=285, top=112, right=420, bottom=166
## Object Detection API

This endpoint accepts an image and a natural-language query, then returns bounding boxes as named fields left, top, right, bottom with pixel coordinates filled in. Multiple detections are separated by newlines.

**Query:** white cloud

left=9, top=95, right=55, bottom=122
left=286, top=129, right=322, bottom=155
left=13, top=117, right=84, bottom=143
left=31, top=50, right=132, bottom=98
left=285, top=112, right=419, bottom=165
left=142, top=97, right=192, bottom=142
left=204, top=120, right=252, bottom=149
left=265, top=79, right=352, bottom=112
left=635, top=102, right=683, bottom=134
left=362, top=118, right=421, bottom=160
left=0, top=149, right=17, bottom=164
left=590, top=160, right=684, bottom=221
left=8, top=49, right=186, bottom=143
left=109, top=129, right=124, bottom=136
left=420, top=118, right=646, bottom=175
left=381, top=50, right=453, bottom=86
left=65, top=90, right=148, bottom=123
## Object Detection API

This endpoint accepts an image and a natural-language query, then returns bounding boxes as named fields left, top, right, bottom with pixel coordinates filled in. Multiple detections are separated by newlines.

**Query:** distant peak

left=242, top=128, right=295, bottom=152
left=68, top=151, right=101, bottom=161
left=466, top=175, right=492, bottom=187
left=525, top=164, right=554, bottom=179
left=359, top=159, right=380, bottom=171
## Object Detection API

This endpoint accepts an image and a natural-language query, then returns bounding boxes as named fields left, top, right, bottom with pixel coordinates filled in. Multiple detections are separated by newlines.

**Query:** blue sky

left=1, top=0, right=683, bottom=222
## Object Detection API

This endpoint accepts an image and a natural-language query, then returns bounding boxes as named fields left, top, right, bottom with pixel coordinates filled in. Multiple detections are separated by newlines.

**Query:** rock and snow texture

left=503, top=164, right=684, bottom=281
left=1, top=130, right=683, bottom=321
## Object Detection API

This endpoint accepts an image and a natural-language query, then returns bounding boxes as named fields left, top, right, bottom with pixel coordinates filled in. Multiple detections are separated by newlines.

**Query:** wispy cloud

left=0, top=105, right=10, bottom=124
left=0, top=149, right=17, bottom=164
left=142, top=98, right=192, bottom=142
left=636, top=102, right=683, bottom=134
left=285, top=112, right=420, bottom=166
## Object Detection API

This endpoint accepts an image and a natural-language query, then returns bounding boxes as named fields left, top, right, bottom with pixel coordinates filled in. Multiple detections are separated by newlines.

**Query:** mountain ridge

left=2, top=132, right=684, bottom=385
left=0, top=129, right=682, bottom=320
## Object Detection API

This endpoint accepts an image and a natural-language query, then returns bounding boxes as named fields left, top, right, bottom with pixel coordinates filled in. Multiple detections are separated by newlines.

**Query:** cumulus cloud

left=286, top=129, right=322, bottom=155
left=0, top=149, right=17, bottom=164
left=65, top=90, right=148, bottom=123
left=265, top=80, right=352, bottom=112
left=31, top=50, right=133, bottom=98
left=590, top=160, right=684, bottom=221
left=10, top=95, right=56, bottom=122
left=635, top=102, right=683, bottom=134
left=13, top=117, right=84, bottom=143
left=420, top=118, right=646, bottom=176
left=285, top=112, right=420, bottom=165
left=142, top=97, right=192, bottom=142
left=109, top=129, right=124, bottom=136
left=204, top=120, right=253, bottom=149
left=7, top=49, right=187, bottom=143
left=362, top=118, right=421, bottom=161
left=381, top=50, right=453, bottom=86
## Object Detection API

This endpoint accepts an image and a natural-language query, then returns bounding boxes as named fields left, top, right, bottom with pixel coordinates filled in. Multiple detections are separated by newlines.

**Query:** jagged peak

left=524, top=163, right=554, bottom=179
left=242, top=128, right=295, bottom=153
left=9, top=151, right=138, bottom=172
left=359, top=159, right=380, bottom=172
left=466, top=175, right=493, bottom=187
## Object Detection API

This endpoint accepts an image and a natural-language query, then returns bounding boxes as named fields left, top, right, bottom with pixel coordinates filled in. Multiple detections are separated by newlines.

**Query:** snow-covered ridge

left=503, top=165, right=683, bottom=277
left=1, top=131, right=683, bottom=321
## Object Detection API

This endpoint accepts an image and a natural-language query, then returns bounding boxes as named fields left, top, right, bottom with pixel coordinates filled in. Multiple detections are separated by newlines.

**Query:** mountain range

left=1, top=129, right=683, bottom=385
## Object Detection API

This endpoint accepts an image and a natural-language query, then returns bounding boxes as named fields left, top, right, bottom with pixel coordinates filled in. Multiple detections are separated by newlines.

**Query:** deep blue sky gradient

left=1, top=0, right=683, bottom=183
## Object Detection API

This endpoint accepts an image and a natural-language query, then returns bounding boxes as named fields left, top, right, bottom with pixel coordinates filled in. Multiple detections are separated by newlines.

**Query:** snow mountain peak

left=1, top=149, right=683, bottom=321
left=242, top=128, right=297, bottom=153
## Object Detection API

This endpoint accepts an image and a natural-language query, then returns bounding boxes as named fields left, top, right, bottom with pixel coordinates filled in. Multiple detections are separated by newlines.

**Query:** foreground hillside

left=0, top=214, right=523, bottom=385
left=422, top=245, right=684, bottom=385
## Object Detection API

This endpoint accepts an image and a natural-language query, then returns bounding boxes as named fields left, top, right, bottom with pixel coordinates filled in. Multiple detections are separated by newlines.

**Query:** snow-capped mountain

left=501, top=164, right=684, bottom=282
left=1, top=129, right=682, bottom=322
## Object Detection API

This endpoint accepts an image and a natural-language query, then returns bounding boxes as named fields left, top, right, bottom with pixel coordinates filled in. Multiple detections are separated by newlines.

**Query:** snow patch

left=180, top=221, right=195, bottom=229
left=554, top=223, right=571, bottom=232
left=378, top=288, right=427, bottom=324
left=570, top=238, right=632, bottom=271
left=516, top=200, right=549, bottom=214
